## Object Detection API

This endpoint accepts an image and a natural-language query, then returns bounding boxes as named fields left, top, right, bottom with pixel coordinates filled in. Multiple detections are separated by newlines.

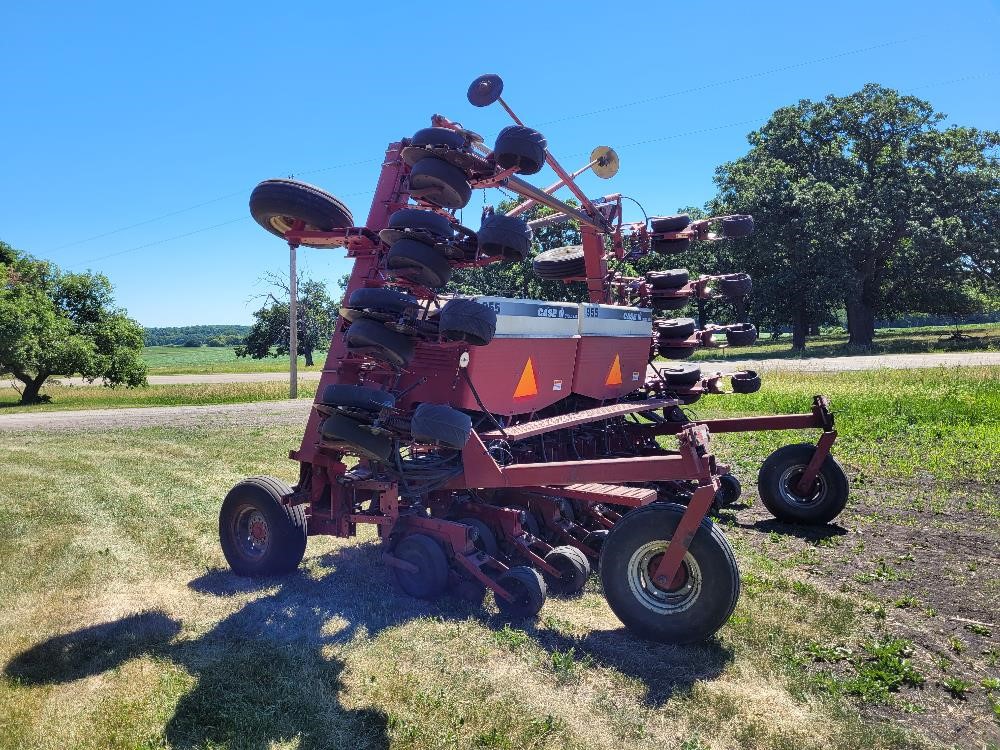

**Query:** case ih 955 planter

left=220, top=75, right=849, bottom=643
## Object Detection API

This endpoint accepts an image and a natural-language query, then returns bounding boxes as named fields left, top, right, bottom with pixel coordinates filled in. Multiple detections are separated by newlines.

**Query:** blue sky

left=1, top=1, right=997, bottom=326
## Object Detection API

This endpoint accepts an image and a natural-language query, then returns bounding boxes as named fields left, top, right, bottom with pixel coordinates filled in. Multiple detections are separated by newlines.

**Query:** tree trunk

left=15, top=372, right=48, bottom=404
left=846, top=295, right=875, bottom=347
left=304, top=349, right=314, bottom=367
left=696, top=300, right=707, bottom=330
left=791, top=314, right=807, bottom=351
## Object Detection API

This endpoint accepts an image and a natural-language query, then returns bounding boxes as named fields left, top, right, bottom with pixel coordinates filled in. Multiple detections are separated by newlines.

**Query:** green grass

left=0, top=427, right=918, bottom=749
left=0, top=380, right=318, bottom=413
left=142, top=345, right=325, bottom=375
left=684, top=366, right=1000, bottom=482
left=687, top=322, right=1000, bottom=362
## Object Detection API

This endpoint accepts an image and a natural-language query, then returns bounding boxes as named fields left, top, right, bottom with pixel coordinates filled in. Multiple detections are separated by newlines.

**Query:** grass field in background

left=689, top=322, right=999, bottom=361
left=142, top=346, right=325, bottom=375
left=0, top=381, right=317, bottom=413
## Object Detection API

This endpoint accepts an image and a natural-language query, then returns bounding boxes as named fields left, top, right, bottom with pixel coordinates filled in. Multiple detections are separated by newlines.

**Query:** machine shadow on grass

left=5, top=543, right=731, bottom=745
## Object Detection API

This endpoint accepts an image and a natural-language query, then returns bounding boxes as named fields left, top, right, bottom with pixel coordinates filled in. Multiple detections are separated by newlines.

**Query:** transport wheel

left=662, top=363, right=702, bottom=386
left=493, top=125, right=547, bottom=176
left=320, top=413, right=395, bottom=462
left=725, top=323, right=758, bottom=347
left=380, top=208, right=455, bottom=246
left=408, top=157, right=472, bottom=209
left=219, top=476, right=307, bottom=577
left=543, top=545, right=591, bottom=596
left=345, top=318, right=415, bottom=367
left=721, top=215, right=754, bottom=239
left=658, top=345, right=694, bottom=360
left=717, top=273, right=752, bottom=298
left=410, top=403, right=473, bottom=449
left=322, top=384, right=396, bottom=411
left=386, top=238, right=453, bottom=288
left=715, top=474, right=742, bottom=507
left=532, top=244, right=586, bottom=280
left=457, top=517, right=499, bottom=557
left=730, top=370, right=761, bottom=394
left=343, top=287, right=419, bottom=322
left=646, top=269, right=689, bottom=289
left=249, top=179, right=354, bottom=247
left=600, top=503, right=740, bottom=644
left=650, top=214, right=690, bottom=233
left=411, top=126, right=467, bottom=150
left=496, top=566, right=547, bottom=619
left=439, top=298, right=497, bottom=346
left=656, top=317, right=697, bottom=339
left=654, top=297, right=690, bottom=311
left=757, top=444, right=850, bottom=524
left=477, top=214, right=532, bottom=260
left=392, top=534, right=450, bottom=599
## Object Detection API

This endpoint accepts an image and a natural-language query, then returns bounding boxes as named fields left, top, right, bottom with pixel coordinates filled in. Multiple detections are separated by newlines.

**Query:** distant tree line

left=143, top=325, right=250, bottom=348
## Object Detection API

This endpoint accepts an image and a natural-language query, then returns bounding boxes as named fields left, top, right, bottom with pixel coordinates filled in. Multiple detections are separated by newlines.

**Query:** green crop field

left=1, top=367, right=997, bottom=749
left=141, top=346, right=326, bottom=375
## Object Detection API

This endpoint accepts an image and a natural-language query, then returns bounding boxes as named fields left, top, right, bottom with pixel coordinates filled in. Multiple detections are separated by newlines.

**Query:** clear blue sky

left=1, top=1, right=997, bottom=326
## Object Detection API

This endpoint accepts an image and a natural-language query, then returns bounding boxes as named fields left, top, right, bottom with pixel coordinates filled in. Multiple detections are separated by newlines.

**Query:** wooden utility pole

left=288, top=243, right=298, bottom=399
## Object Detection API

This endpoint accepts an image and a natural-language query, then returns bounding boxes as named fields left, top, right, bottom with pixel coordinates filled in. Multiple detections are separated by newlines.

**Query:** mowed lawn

left=1, top=369, right=998, bottom=749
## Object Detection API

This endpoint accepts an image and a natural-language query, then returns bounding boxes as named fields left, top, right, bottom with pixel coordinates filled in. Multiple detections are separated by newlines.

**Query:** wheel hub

left=778, top=465, right=828, bottom=508
left=627, top=540, right=702, bottom=614
left=233, top=505, right=270, bottom=560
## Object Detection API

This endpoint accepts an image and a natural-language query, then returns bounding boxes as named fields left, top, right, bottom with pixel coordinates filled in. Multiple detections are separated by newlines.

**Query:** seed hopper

left=220, top=75, right=849, bottom=643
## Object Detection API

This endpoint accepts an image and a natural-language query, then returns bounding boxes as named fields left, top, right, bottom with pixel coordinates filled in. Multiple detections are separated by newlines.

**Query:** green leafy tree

left=236, top=274, right=337, bottom=366
left=0, top=240, right=146, bottom=404
left=714, top=84, right=1000, bottom=347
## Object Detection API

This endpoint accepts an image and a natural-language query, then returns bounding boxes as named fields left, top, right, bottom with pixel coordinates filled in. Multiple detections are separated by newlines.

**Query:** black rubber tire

left=725, top=323, right=758, bottom=347
left=439, top=298, right=497, bottom=346
left=532, top=244, right=585, bottom=280
left=493, top=125, right=547, bottom=176
left=347, top=287, right=419, bottom=317
left=496, top=565, right=547, bottom=619
left=393, top=534, right=450, bottom=599
left=543, top=545, right=591, bottom=596
left=652, top=239, right=691, bottom=254
left=650, top=214, right=691, bottom=233
left=715, top=474, right=742, bottom=507
left=457, top=517, right=499, bottom=558
left=249, top=179, right=354, bottom=247
left=477, top=214, right=532, bottom=260
left=219, top=476, right=307, bottom=577
left=411, top=127, right=466, bottom=150
left=320, top=413, right=395, bottom=462
left=386, top=238, right=453, bottom=288
left=388, top=208, right=454, bottom=239
left=345, top=318, right=415, bottom=367
left=757, top=444, right=850, bottom=525
left=717, top=273, right=752, bottom=298
left=721, top=215, right=754, bottom=239
left=658, top=346, right=695, bottom=360
left=730, top=370, right=761, bottom=394
left=653, top=296, right=690, bottom=311
left=646, top=269, right=690, bottom=289
left=410, top=403, right=473, bottom=449
left=656, top=317, right=697, bottom=339
left=662, top=363, right=702, bottom=386
left=408, top=157, right=472, bottom=209
left=599, top=503, right=740, bottom=644
left=322, top=384, right=395, bottom=411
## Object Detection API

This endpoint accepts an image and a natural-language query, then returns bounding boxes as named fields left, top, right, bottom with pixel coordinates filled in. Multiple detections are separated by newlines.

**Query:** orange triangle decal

left=513, top=357, right=538, bottom=398
left=605, top=354, right=623, bottom=386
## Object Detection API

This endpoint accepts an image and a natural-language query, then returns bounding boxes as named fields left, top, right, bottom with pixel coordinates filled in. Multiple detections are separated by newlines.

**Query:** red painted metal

left=795, top=429, right=838, bottom=494
left=479, top=398, right=676, bottom=441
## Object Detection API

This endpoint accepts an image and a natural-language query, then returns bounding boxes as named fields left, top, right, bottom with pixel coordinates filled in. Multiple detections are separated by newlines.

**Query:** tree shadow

left=6, top=540, right=732, bottom=743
